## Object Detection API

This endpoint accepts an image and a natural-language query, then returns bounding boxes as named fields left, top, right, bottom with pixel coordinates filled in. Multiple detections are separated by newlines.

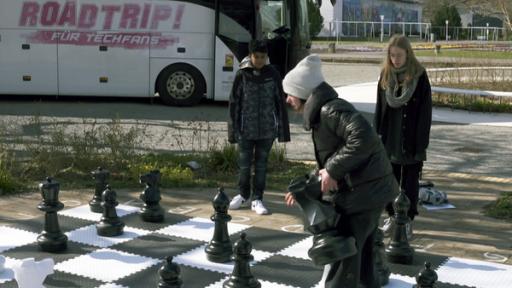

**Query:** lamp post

left=380, top=15, right=384, bottom=42
left=486, top=22, right=489, bottom=41
left=445, top=20, right=449, bottom=41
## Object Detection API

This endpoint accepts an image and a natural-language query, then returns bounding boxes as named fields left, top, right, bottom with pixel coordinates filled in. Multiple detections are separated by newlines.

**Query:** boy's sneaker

left=381, top=217, right=395, bottom=237
left=229, top=195, right=246, bottom=210
left=251, top=200, right=269, bottom=215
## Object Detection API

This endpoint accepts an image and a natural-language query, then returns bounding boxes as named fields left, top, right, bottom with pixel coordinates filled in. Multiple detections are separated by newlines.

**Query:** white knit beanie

left=282, top=54, right=324, bottom=100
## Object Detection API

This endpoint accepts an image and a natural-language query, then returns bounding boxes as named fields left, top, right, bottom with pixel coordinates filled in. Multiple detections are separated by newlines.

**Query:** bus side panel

left=0, top=29, right=58, bottom=95
left=149, top=58, right=212, bottom=99
left=58, top=42, right=106, bottom=96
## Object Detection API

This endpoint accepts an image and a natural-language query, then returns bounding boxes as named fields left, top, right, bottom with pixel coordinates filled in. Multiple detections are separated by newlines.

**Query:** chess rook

left=205, top=187, right=233, bottom=263
left=223, top=233, right=261, bottom=288
left=288, top=174, right=357, bottom=266
left=37, top=177, right=68, bottom=252
left=139, top=170, right=165, bottom=222
left=96, top=186, right=125, bottom=237
left=158, top=256, right=183, bottom=288
left=89, top=167, right=110, bottom=213
left=386, top=189, right=414, bottom=264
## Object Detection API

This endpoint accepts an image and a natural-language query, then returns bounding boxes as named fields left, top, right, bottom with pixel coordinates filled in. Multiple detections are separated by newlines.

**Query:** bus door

left=0, top=29, right=58, bottom=95
left=213, top=0, right=254, bottom=101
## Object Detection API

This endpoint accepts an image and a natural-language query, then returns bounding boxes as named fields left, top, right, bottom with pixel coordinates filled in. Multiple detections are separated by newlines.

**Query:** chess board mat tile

left=250, top=254, right=323, bottom=288
left=54, top=248, right=160, bottom=282
left=173, top=244, right=273, bottom=274
left=230, top=226, right=310, bottom=253
left=0, top=270, right=104, bottom=288
left=383, top=275, right=473, bottom=288
left=0, top=226, right=38, bottom=253
left=436, top=257, right=512, bottom=288
left=111, top=233, right=204, bottom=260
left=206, top=276, right=301, bottom=288
left=2, top=240, right=97, bottom=264
left=12, top=214, right=95, bottom=234
left=66, top=225, right=152, bottom=248
left=156, top=217, right=250, bottom=242
left=120, top=211, right=190, bottom=231
left=277, top=236, right=313, bottom=260
left=59, top=204, right=139, bottom=222
left=386, top=251, right=449, bottom=277
left=115, top=259, right=225, bottom=288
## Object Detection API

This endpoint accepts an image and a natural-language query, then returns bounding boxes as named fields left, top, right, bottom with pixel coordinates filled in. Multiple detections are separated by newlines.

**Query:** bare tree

left=423, top=0, right=511, bottom=33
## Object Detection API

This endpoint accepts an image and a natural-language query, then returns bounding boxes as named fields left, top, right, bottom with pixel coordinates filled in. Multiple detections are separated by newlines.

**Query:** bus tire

left=157, top=64, right=205, bottom=106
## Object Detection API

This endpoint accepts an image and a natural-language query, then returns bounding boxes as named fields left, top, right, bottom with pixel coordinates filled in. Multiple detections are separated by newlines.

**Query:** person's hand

left=319, top=168, right=338, bottom=193
left=284, top=192, right=296, bottom=206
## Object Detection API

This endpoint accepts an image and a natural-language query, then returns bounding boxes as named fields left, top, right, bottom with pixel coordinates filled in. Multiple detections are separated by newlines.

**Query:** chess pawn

left=205, top=187, right=233, bottom=263
left=89, top=167, right=110, bottom=213
left=385, top=189, right=414, bottom=264
left=139, top=170, right=165, bottom=222
left=11, top=257, right=54, bottom=288
left=374, top=228, right=391, bottom=286
left=37, top=177, right=68, bottom=252
left=413, top=262, right=438, bottom=288
left=96, top=186, right=125, bottom=237
left=223, top=233, right=261, bottom=288
left=158, top=256, right=183, bottom=288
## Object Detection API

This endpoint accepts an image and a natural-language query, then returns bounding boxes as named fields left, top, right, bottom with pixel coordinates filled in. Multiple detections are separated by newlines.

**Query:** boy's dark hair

left=249, top=40, right=268, bottom=54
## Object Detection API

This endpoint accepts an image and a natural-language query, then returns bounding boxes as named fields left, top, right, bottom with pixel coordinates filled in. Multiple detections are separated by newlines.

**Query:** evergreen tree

left=307, top=0, right=324, bottom=37
left=432, top=3, right=462, bottom=27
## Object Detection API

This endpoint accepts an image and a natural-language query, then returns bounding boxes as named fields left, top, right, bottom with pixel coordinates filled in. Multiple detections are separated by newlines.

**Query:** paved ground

left=0, top=53, right=511, bottom=268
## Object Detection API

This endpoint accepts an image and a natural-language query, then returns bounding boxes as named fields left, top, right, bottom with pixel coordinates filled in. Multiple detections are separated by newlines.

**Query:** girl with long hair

left=374, top=35, right=432, bottom=239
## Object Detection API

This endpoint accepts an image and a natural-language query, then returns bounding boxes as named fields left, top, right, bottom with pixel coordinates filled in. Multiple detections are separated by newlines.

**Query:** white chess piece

left=0, top=255, right=5, bottom=273
left=11, top=257, right=54, bottom=288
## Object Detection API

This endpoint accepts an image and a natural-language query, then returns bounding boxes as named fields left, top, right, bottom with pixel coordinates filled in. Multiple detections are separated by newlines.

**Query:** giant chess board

left=1, top=203, right=511, bottom=288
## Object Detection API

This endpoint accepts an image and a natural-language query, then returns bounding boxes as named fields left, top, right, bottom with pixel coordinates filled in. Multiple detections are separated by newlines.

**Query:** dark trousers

left=385, top=162, right=422, bottom=220
left=238, top=138, right=274, bottom=201
left=325, top=208, right=383, bottom=288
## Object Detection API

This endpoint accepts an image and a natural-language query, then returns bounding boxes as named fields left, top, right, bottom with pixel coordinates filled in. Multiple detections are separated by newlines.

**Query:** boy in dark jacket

left=228, top=40, right=290, bottom=215
left=283, top=55, right=398, bottom=288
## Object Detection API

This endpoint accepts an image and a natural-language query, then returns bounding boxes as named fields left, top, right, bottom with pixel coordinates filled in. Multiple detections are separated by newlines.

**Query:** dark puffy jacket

left=228, top=57, right=290, bottom=143
left=304, top=82, right=398, bottom=214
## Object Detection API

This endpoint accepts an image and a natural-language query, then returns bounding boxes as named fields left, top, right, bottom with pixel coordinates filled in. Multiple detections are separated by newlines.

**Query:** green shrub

left=485, top=192, right=512, bottom=220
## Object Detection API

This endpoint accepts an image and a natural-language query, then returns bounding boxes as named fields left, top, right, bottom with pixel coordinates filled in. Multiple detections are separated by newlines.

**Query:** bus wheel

left=158, top=64, right=205, bottom=106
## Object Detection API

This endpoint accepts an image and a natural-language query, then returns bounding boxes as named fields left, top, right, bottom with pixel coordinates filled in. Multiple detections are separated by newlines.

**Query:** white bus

left=0, top=0, right=311, bottom=106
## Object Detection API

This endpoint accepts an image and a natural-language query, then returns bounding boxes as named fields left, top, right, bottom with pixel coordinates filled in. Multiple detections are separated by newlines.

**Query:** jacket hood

left=239, top=56, right=253, bottom=69
left=303, top=82, right=338, bottom=130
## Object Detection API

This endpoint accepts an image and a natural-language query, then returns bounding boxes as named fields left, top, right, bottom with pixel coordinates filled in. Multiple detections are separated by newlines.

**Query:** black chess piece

left=223, top=233, right=261, bottom=288
left=287, top=174, right=357, bottom=266
left=158, top=256, right=183, bottom=288
left=139, top=170, right=164, bottom=222
left=374, top=228, right=391, bottom=286
left=205, top=187, right=233, bottom=263
left=89, top=167, right=110, bottom=213
left=385, top=189, right=414, bottom=264
left=96, top=185, right=125, bottom=237
left=413, top=262, right=438, bottom=288
left=37, top=177, right=68, bottom=252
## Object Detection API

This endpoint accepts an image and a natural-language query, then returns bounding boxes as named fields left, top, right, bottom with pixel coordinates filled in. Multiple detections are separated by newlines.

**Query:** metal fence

left=326, top=20, right=505, bottom=42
